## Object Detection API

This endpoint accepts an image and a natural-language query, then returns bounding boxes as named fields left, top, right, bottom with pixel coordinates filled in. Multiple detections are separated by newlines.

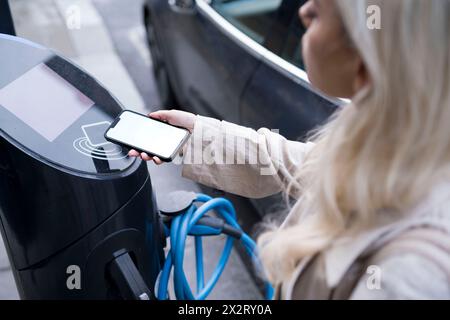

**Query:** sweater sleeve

left=181, top=115, right=315, bottom=199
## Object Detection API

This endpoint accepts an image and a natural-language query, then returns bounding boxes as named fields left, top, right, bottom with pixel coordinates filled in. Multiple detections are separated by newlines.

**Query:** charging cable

left=157, top=193, right=274, bottom=300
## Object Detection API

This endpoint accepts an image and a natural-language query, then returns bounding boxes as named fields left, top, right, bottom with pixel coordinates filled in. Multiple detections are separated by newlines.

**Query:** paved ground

left=1, top=0, right=262, bottom=300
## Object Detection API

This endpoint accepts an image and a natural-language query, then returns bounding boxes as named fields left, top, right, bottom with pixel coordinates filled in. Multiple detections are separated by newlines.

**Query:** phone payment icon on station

left=73, top=121, right=127, bottom=160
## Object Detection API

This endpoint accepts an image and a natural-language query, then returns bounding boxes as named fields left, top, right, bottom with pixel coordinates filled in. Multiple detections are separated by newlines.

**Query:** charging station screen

left=0, top=63, right=95, bottom=142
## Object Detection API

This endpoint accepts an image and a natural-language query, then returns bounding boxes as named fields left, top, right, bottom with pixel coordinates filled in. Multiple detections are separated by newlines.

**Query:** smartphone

left=104, top=110, right=191, bottom=162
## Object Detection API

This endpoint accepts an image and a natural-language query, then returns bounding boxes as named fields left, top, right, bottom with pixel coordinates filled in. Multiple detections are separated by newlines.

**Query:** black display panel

left=0, top=54, right=135, bottom=174
left=0, top=63, right=95, bottom=142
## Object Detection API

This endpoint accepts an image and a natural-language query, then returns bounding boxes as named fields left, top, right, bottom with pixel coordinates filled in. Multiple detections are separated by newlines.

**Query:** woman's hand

left=128, top=109, right=196, bottom=165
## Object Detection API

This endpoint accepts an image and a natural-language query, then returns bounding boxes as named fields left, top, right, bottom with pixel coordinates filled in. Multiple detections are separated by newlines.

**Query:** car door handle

left=168, top=0, right=196, bottom=13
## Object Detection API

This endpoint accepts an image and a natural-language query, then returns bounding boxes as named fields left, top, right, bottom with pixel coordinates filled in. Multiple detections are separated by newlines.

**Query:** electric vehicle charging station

left=0, top=34, right=165, bottom=299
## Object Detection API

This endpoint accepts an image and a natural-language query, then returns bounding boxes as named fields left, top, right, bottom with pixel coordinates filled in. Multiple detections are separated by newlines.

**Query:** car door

left=240, top=0, right=340, bottom=140
left=154, top=0, right=286, bottom=122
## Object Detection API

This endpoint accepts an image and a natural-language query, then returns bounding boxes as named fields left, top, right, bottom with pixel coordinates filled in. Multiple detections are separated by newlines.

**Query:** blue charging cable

left=157, top=193, right=274, bottom=300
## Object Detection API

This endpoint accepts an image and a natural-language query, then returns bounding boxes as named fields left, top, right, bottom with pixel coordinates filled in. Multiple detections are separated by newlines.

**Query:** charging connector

left=108, top=250, right=152, bottom=300
left=157, top=192, right=273, bottom=300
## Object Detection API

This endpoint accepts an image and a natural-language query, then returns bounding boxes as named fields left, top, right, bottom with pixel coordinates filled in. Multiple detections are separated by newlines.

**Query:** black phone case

left=104, top=110, right=191, bottom=162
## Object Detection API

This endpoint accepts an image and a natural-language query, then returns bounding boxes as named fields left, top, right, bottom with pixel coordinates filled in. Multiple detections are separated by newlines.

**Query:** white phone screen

left=106, top=111, right=189, bottom=159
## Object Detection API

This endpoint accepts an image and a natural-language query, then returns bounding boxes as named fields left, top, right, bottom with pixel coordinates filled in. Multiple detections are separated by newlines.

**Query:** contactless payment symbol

left=81, top=122, right=111, bottom=147
left=73, top=121, right=127, bottom=160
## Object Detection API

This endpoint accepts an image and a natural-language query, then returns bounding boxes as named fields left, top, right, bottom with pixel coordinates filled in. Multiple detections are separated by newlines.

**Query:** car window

left=280, top=10, right=306, bottom=69
left=210, top=0, right=307, bottom=70
left=210, top=0, right=283, bottom=45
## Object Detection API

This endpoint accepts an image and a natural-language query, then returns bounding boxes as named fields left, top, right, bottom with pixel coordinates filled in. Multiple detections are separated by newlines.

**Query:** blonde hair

left=258, top=0, right=450, bottom=284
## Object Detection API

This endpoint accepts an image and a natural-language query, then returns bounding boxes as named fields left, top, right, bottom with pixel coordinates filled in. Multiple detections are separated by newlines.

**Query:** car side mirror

left=169, top=0, right=196, bottom=12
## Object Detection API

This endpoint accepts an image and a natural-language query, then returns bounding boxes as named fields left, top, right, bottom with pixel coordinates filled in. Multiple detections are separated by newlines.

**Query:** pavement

left=1, top=0, right=262, bottom=300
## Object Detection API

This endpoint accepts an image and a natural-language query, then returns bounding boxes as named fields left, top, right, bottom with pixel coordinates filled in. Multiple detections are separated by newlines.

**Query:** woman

left=130, top=0, right=450, bottom=299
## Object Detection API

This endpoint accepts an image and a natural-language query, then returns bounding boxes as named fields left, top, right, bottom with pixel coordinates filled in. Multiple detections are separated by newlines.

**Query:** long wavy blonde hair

left=258, top=0, right=450, bottom=284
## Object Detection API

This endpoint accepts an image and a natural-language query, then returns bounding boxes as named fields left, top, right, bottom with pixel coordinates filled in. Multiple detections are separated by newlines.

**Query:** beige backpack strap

left=288, top=254, right=331, bottom=300
left=329, top=258, right=368, bottom=300
left=331, top=227, right=450, bottom=299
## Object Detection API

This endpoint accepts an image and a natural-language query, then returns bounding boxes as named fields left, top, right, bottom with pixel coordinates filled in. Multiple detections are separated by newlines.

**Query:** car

left=143, top=0, right=341, bottom=217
